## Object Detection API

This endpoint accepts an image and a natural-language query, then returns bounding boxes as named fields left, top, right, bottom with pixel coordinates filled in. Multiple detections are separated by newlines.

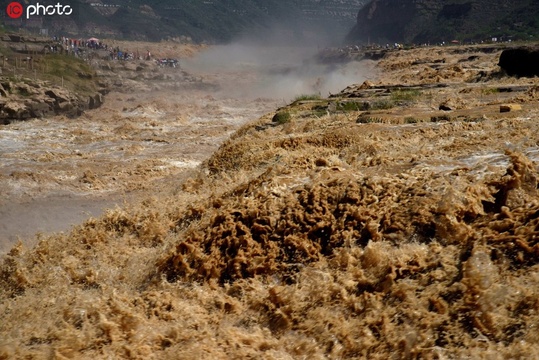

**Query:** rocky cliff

left=0, top=34, right=108, bottom=124
left=0, top=78, right=104, bottom=124
left=347, top=0, right=539, bottom=45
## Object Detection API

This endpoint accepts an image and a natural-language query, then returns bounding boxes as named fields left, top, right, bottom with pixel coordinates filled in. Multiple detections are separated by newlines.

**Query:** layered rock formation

left=0, top=78, right=104, bottom=124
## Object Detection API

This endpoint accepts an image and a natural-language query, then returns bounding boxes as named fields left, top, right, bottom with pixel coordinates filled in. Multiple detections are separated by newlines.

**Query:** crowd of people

left=44, top=36, right=180, bottom=67
left=45, top=36, right=110, bottom=57
left=55, top=36, right=108, bottom=50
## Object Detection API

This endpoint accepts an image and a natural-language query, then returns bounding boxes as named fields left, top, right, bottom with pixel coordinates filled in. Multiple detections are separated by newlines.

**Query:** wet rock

left=0, top=81, right=12, bottom=93
left=98, top=87, right=110, bottom=96
left=16, top=83, right=37, bottom=96
left=2, top=101, right=30, bottom=120
left=358, top=80, right=375, bottom=90
left=499, top=104, right=522, bottom=113
left=315, top=158, right=329, bottom=167
left=439, top=99, right=455, bottom=111
left=28, top=100, right=54, bottom=118
left=88, top=93, right=103, bottom=109
left=88, top=95, right=96, bottom=109
left=0, top=75, right=106, bottom=121
left=56, top=100, right=72, bottom=111
left=45, top=89, right=69, bottom=103
left=430, top=114, right=451, bottom=122
left=77, top=71, right=93, bottom=79
left=0, top=84, right=7, bottom=98
left=499, top=47, right=539, bottom=77
left=439, top=103, right=452, bottom=111
left=439, top=97, right=468, bottom=111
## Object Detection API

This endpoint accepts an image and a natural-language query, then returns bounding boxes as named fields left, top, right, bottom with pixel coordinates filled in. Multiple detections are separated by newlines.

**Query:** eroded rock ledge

left=0, top=77, right=105, bottom=124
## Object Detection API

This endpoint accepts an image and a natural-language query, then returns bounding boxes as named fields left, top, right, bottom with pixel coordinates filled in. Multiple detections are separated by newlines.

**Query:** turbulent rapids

left=2, top=42, right=539, bottom=358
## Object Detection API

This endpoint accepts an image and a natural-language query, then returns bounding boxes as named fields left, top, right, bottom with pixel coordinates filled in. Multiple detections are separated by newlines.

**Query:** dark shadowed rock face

left=499, top=48, right=539, bottom=78
left=438, top=3, right=472, bottom=20
left=346, top=0, right=539, bottom=45
left=346, top=0, right=418, bottom=44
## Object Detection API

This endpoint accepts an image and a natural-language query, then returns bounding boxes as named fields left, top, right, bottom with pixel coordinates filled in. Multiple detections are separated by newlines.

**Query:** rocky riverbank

left=0, top=77, right=104, bottom=124
left=0, top=35, right=211, bottom=123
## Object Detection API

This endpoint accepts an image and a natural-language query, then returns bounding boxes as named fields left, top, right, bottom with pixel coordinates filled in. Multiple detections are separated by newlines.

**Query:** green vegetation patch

left=481, top=87, right=500, bottom=95
left=310, top=109, right=327, bottom=118
left=431, top=114, right=452, bottom=122
left=390, top=89, right=421, bottom=103
left=272, top=111, right=292, bottom=124
left=42, top=54, right=98, bottom=95
left=336, top=101, right=370, bottom=112
left=294, top=94, right=322, bottom=102
left=370, top=99, right=395, bottom=110
left=404, top=116, right=420, bottom=124
left=16, top=86, right=31, bottom=97
left=357, top=114, right=384, bottom=124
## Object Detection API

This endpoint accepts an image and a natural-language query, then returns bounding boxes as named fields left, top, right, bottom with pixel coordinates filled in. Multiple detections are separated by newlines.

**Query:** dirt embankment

left=2, top=43, right=539, bottom=359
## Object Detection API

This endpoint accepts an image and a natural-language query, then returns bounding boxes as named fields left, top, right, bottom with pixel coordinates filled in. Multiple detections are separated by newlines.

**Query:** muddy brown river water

left=4, top=43, right=539, bottom=359
left=0, top=45, right=368, bottom=254
left=0, top=90, right=280, bottom=253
